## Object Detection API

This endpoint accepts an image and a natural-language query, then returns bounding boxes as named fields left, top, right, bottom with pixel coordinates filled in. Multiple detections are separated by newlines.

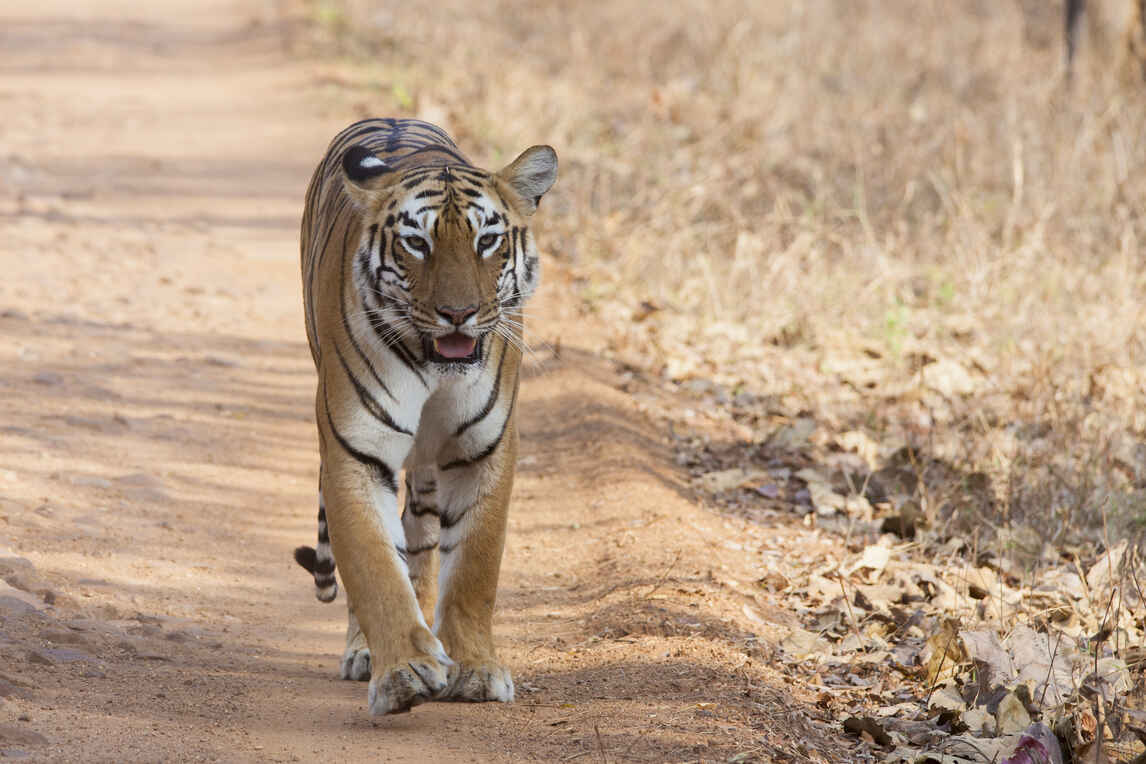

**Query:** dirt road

left=0, top=1, right=839, bottom=761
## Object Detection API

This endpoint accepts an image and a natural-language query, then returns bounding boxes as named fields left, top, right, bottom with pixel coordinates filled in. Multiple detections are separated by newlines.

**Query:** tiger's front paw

left=367, top=651, right=453, bottom=715
left=438, top=660, right=514, bottom=703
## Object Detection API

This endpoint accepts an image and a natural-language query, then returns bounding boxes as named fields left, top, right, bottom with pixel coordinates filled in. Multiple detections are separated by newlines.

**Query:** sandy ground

left=0, top=1, right=844, bottom=761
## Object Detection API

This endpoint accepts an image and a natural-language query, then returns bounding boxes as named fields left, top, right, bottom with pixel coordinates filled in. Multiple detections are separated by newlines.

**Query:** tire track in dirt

left=0, top=1, right=845, bottom=761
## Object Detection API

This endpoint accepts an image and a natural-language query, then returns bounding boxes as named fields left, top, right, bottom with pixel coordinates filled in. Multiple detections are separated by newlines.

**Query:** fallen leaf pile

left=616, top=355, right=1146, bottom=762
left=721, top=459, right=1145, bottom=762
left=781, top=537, right=1144, bottom=763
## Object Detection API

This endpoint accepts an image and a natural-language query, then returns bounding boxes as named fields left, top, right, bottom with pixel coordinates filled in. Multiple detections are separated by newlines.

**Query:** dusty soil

left=0, top=1, right=844, bottom=761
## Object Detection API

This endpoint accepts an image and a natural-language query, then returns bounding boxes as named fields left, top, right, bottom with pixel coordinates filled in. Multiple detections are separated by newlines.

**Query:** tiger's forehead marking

left=396, top=193, right=440, bottom=233
left=465, top=194, right=506, bottom=232
left=392, top=172, right=507, bottom=236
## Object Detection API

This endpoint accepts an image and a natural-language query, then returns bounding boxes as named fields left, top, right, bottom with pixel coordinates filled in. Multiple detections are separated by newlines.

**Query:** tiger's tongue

left=434, top=333, right=476, bottom=359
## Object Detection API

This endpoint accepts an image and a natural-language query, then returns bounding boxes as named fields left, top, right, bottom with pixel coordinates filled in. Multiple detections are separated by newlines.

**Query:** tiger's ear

left=341, top=144, right=396, bottom=207
left=497, top=145, right=558, bottom=215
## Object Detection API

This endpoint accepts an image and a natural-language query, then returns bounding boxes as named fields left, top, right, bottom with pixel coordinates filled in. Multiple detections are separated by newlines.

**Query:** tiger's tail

left=293, top=495, right=338, bottom=602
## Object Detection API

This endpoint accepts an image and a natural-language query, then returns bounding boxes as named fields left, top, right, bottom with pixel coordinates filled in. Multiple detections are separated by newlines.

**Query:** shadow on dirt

left=0, top=309, right=318, bottom=610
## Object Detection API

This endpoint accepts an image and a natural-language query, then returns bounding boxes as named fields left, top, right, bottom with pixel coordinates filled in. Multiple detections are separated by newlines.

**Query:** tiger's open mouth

left=425, top=332, right=481, bottom=364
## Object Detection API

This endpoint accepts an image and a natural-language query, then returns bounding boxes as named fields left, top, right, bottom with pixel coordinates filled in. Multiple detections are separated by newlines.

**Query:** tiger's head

left=341, top=144, right=557, bottom=367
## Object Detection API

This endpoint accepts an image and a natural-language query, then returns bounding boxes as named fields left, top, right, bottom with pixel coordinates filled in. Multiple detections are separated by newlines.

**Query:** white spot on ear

left=360, top=156, right=386, bottom=169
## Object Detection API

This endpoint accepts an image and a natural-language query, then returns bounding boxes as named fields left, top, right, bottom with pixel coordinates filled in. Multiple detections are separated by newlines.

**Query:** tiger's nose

left=437, top=305, right=478, bottom=326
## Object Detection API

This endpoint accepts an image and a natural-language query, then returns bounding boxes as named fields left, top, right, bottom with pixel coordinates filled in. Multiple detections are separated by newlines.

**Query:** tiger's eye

left=403, top=236, right=429, bottom=256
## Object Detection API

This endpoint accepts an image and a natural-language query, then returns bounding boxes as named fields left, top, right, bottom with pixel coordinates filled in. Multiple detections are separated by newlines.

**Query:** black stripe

left=507, top=227, right=523, bottom=305
left=332, top=204, right=356, bottom=269
left=409, top=503, right=440, bottom=517
left=415, top=121, right=456, bottom=145
left=333, top=342, right=413, bottom=435
left=370, top=319, right=427, bottom=385
left=379, top=231, right=407, bottom=282
left=365, top=224, right=377, bottom=261
left=322, top=382, right=397, bottom=493
left=439, top=508, right=465, bottom=530
left=447, top=165, right=486, bottom=178
left=338, top=237, right=397, bottom=401
left=376, top=229, right=401, bottom=286
left=402, top=144, right=471, bottom=164
left=372, top=143, right=459, bottom=160
left=304, top=194, right=351, bottom=352
left=454, top=344, right=506, bottom=436
left=407, top=541, right=438, bottom=555
left=402, top=172, right=437, bottom=189
left=331, top=122, right=393, bottom=157
left=522, top=231, right=537, bottom=288
left=314, top=194, right=351, bottom=273
left=440, top=542, right=455, bottom=554
left=440, top=380, right=518, bottom=471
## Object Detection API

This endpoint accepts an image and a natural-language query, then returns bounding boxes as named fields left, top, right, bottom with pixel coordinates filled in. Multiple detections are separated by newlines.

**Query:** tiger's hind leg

left=293, top=487, right=338, bottom=602
left=340, top=605, right=371, bottom=680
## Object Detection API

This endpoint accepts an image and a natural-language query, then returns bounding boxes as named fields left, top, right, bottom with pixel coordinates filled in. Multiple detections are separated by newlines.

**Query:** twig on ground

left=641, top=550, right=682, bottom=599
left=1038, top=630, right=1063, bottom=707
left=925, top=629, right=956, bottom=708
left=594, top=724, right=608, bottom=763
left=835, top=572, right=865, bottom=650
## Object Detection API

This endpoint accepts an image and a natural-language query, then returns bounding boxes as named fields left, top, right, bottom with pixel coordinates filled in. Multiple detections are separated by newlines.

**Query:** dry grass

left=306, top=0, right=1146, bottom=551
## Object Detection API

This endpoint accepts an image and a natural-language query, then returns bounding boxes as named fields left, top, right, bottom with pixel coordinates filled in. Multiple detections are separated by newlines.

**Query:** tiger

left=291, top=118, right=557, bottom=715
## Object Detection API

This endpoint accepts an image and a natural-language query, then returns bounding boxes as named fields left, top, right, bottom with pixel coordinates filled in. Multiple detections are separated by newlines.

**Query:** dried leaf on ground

left=695, top=468, right=768, bottom=494
left=1001, top=722, right=1065, bottom=764
left=960, top=629, right=1016, bottom=686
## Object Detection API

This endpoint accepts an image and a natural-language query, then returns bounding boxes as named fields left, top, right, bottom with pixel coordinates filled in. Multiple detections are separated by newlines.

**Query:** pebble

left=42, top=629, right=88, bottom=646
left=136, top=652, right=172, bottom=662
left=76, top=578, right=115, bottom=589
left=127, top=623, right=161, bottom=637
left=42, top=648, right=94, bottom=663
left=1, top=749, right=34, bottom=759
left=28, top=648, right=94, bottom=664
left=115, top=473, right=164, bottom=490
left=61, top=474, right=112, bottom=489
left=31, top=372, right=62, bottom=386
